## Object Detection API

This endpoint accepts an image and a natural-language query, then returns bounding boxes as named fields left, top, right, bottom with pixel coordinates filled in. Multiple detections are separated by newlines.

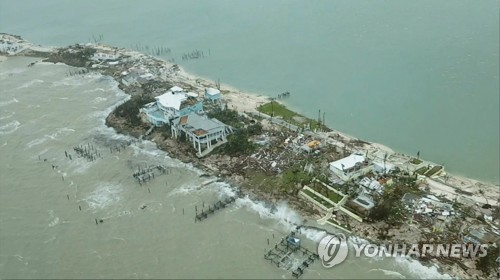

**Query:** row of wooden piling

left=277, top=91, right=291, bottom=99
left=71, top=142, right=101, bottom=162
left=181, top=49, right=210, bottom=61
left=66, top=69, right=90, bottom=77
left=194, top=196, right=236, bottom=222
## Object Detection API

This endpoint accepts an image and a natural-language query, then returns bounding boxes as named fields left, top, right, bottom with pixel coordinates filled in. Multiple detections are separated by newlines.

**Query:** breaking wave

left=394, top=256, right=452, bottom=279
left=16, top=79, right=44, bottom=89
left=84, top=183, right=123, bottom=210
left=0, top=120, right=21, bottom=135
left=368, top=268, right=406, bottom=279
left=0, top=98, right=19, bottom=107
left=0, top=112, right=15, bottom=120
left=25, top=127, right=75, bottom=148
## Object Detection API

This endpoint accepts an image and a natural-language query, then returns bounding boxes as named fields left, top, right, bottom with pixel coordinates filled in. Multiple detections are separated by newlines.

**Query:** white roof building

left=205, top=87, right=221, bottom=101
left=156, top=91, right=188, bottom=111
left=329, top=154, right=371, bottom=181
left=330, top=154, right=365, bottom=172
left=170, top=86, right=183, bottom=92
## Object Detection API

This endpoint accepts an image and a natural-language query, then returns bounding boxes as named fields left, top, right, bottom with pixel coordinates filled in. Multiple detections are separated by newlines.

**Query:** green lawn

left=257, top=102, right=330, bottom=131
left=425, top=165, right=443, bottom=177
left=258, top=102, right=298, bottom=119
left=327, top=192, right=344, bottom=204
left=409, top=158, right=423, bottom=165
left=309, top=181, right=345, bottom=203
left=303, top=189, right=334, bottom=208
left=415, top=166, right=429, bottom=175
left=310, top=185, right=343, bottom=204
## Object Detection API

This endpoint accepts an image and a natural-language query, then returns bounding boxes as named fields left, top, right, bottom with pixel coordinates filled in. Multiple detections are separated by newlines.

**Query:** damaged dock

left=264, top=230, right=319, bottom=278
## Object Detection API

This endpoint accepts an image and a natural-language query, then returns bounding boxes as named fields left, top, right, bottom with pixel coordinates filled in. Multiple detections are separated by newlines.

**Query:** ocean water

left=0, top=0, right=498, bottom=183
left=0, top=56, right=452, bottom=278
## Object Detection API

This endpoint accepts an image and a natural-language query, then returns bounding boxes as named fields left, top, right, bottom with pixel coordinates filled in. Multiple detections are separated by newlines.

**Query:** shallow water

left=0, top=57, right=450, bottom=278
left=1, top=0, right=498, bottom=183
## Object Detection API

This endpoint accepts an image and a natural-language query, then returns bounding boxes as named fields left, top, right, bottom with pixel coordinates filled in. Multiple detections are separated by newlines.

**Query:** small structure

left=204, top=87, right=221, bottom=102
left=329, top=154, right=371, bottom=181
left=350, top=194, right=375, bottom=214
left=93, top=49, right=120, bottom=61
left=141, top=86, right=203, bottom=126
left=171, top=113, right=232, bottom=157
left=301, top=140, right=321, bottom=153
left=287, top=235, right=301, bottom=249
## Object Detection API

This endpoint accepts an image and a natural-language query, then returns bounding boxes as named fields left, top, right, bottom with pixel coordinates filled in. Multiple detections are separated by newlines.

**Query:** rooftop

left=156, top=91, right=187, bottom=110
left=175, top=114, right=226, bottom=136
left=330, top=154, right=366, bottom=171
left=170, top=86, right=183, bottom=92
left=206, top=88, right=220, bottom=96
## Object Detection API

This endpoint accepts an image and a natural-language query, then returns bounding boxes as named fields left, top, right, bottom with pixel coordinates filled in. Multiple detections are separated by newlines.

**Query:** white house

left=93, top=50, right=120, bottom=61
left=329, top=154, right=371, bottom=181
left=171, top=113, right=233, bottom=157
left=141, top=86, right=203, bottom=126
left=204, top=88, right=221, bottom=102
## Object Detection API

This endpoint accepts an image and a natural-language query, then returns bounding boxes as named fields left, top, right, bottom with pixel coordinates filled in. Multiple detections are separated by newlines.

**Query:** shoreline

left=2, top=33, right=499, bottom=279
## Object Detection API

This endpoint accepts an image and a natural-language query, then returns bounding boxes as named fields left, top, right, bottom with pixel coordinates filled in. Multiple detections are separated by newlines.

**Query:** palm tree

left=383, top=153, right=388, bottom=174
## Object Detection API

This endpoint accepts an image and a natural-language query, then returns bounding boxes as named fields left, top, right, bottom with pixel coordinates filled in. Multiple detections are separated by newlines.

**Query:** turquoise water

left=1, top=0, right=498, bottom=182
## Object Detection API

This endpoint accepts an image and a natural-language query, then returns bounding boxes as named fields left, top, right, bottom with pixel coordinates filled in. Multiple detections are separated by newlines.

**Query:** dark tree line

left=114, top=95, right=154, bottom=126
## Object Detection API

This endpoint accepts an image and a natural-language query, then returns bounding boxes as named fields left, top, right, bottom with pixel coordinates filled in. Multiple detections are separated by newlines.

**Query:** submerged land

left=1, top=33, right=499, bottom=279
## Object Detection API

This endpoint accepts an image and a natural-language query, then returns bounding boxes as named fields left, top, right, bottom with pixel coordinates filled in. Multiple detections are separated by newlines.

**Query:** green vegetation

left=208, top=108, right=247, bottom=128
left=246, top=123, right=263, bottom=136
left=424, top=165, right=442, bottom=177
left=258, top=102, right=298, bottom=119
left=302, top=189, right=334, bottom=208
left=257, top=102, right=330, bottom=131
left=368, top=174, right=418, bottom=225
left=409, top=158, right=423, bottom=165
left=475, top=246, right=499, bottom=277
left=282, top=165, right=315, bottom=186
left=309, top=182, right=344, bottom=204
left=46, top=45, right=96, bottom=67
left=221, top=129, right=257, bottom=156
left=415, top=166, right=429, bottom=175
left=114, top=95, right=154, bottom=126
